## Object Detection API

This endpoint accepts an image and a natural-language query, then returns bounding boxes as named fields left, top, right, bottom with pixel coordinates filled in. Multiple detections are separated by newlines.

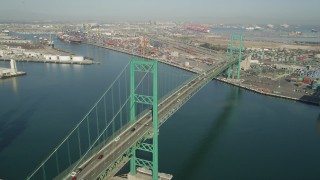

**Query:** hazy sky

left=0, top=0, right=319, bottom=24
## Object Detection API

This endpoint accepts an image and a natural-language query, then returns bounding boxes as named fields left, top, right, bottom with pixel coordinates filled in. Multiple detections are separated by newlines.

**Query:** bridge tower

left=227, top=34, right=243, bottom=79
left=130, top=58, right=159, bottom=180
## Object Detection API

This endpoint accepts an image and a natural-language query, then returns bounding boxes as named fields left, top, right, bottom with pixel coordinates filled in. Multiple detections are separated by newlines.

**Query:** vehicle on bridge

left=70, top=168, right=82, bottom=180
left=98, top=154, right=104, bottom=159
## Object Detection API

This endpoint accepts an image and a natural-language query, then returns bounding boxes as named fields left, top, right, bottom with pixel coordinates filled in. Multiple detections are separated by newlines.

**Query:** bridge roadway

left=61, top=59, right=237, bottom=180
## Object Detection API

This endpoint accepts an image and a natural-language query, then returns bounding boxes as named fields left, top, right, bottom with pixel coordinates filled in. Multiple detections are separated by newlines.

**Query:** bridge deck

left=60, top=60, right=237, bottom=180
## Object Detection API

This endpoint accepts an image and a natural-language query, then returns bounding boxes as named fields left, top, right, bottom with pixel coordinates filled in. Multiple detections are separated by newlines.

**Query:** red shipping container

left=303, top=77, right=312, bottom=84
left=262, top=89, right=272, bottom=93
left=291, top=78, right=297, bottom=82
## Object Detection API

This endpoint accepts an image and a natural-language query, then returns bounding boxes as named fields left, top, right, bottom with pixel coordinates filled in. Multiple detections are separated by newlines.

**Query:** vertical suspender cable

left=96, top=106, right=99, bottom=143
left=67, top=139, right=71, bottom=166
left=103, top=95, right=107, bottom=143
left=55, top=151, right=60, bottom=174
left=111, top=87, right=115, bottom=136
left=118, top=79, right=122, bottom=128
left=42, top=165, right=46, bottom=180
left=77, top=127, right=81, bottom=157
left=87, top=116, right=91, bottom=147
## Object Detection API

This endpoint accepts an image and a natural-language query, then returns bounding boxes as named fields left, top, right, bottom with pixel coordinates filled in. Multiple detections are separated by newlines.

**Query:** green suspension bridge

left=26, top=35, right=243, bottom=180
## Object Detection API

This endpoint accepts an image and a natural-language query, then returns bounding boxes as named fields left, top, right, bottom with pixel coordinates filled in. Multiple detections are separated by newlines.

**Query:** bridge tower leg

left=228, top=34, right=243, bottom=79
left=236, top=35, right=243, bottom=79
left=227, top=35, right=233, bottom=79
left=227, top=64, right=233, bottom=79
left=130, top=58, right=159, bottom=180
left=232, top=65, right=235, bottom=79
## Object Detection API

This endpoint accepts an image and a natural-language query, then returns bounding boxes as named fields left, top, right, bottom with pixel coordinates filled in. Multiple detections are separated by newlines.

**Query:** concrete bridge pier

left=110, top=167, right=172, bottom=180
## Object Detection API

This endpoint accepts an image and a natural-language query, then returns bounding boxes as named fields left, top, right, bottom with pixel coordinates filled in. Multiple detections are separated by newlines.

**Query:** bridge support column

left=152, top=60, right=158, bottom=180
left=228, top=34, right=243, bottom=79
left=236, top=35, right=243, bottom=79
left=130, top=58, right=137, bottom=175
left=232, top=65, right=235, bottom=79
left=130, top=58, right=159, bottom=180
left=227, top=64, right=232, bottom=79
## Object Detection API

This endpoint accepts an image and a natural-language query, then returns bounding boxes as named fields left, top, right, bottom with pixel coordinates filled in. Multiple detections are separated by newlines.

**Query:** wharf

left=216, top=77, right=320, bottom=106
left=0, top=67, right=26, bottom=79
left=85, top=42, right=200, bottom=73
left=0, top=58, right=95, bottom=65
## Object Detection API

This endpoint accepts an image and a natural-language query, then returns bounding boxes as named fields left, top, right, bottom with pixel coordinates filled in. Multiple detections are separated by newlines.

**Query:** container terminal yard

left=1, top=22, right=319, bottom=104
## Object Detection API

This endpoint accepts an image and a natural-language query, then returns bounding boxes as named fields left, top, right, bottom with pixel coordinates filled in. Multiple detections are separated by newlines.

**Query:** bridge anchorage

left=26, top=35, right=241, bottom=180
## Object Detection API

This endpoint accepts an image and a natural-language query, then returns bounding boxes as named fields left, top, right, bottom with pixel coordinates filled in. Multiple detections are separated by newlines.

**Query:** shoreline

left=216, top=77, right=320, bottom=106
left=84, top=42, right=200, bottom=74
left=0, top=58, right=95, bottom=65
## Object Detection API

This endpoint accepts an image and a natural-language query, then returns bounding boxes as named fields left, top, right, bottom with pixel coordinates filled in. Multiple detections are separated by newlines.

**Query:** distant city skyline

left=0, top=0, right=319, bottom=24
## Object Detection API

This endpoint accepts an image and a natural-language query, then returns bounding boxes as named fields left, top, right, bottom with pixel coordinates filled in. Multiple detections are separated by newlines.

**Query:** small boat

left=69, top=37, right=82, bottom=44
left=245, top=27, right=254, bottom=31
left=311, top=29, right=318, bottom=33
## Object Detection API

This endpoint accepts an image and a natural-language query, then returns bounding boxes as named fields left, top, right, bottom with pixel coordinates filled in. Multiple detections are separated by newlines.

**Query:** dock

left=0, top=58, right=95, bottom=65
left=216, top=77, right=320, bottom=106
left=0, top=33, right=95, bottom=65
left=0, top=69, right=26, bottom=79
left=0, top=60, right=26, bottom=79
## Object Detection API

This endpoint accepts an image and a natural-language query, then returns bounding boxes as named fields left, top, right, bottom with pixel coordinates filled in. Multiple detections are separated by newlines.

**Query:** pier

left=0, top=59, right=26, bottom=79
left=0, top=58, right=95, bottom=65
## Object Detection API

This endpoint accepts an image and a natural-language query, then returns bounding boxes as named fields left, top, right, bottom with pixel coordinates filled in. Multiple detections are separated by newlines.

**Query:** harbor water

left=0, top=37, right=320, bottom=179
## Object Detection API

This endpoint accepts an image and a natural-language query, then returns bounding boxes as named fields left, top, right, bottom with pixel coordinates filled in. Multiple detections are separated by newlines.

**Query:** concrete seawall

left=0, top=71, right=26, bottom=79
left=0, top=58, right=94, bottom=65
left=84, top=42, right=200, bottom=74
left=216, top=78, right=320, bottom=106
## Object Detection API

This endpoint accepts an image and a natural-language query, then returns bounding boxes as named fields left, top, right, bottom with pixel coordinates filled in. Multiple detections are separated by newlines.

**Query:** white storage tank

left=184, top=62, right=190, bottom=67
left=31, top=52, right=40, bottom=57
left=72, top=56, right=84, bottom=62
left=50, top=55, right=58, bottom=60
left=171, top=51, right=179, bottom=57
left=44, top=54, right=51, bottom=60
left=25, top=52, right=40, bottom=57
left=59, top=55, right=71, bottom=61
